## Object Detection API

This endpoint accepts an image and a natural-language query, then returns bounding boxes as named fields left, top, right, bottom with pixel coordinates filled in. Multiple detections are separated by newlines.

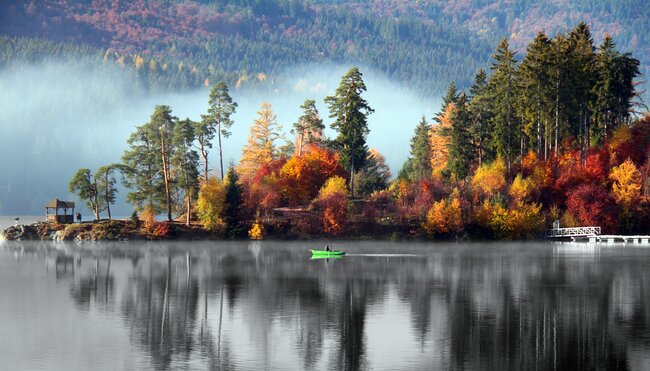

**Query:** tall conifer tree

left=325, top=67, right=374, bottom=197
left=487, top=37, right=519, bottom=170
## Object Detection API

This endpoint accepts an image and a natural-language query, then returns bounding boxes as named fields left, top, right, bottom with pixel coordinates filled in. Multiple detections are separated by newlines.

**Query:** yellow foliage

left=257, top=73, right=267, bottom=81
left=509, top=174, right=535, bottom=205
left=196, top=178, right=226, bottom=232
left=430, top=103, right=454, bottom=176
left=140, top=206, right=156, bottom=229
left=487, top=202, right=544, bottom=239
left=318, top=176, right=348, bottom=199
left=609, top=158, right=642, bottom=207
left=422, top=196, right=463, bottom=235
left=472, top=157, right=506, bottom=199
left=248, top=221, right=264, bottom=240
left=148, top=59, right=158, bottom=72
left=474, top=199, right=543, bottom=239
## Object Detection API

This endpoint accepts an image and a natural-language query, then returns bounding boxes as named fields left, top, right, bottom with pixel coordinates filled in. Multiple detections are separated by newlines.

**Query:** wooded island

left=18, top=23, right=648, bottom=241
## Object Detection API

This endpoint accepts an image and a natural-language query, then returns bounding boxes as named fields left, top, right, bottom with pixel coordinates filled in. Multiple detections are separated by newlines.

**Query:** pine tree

left=173, top=118, right=200, bottom=226
left=239, top=102, right=287, bottom=178
left=468, top=68, right=493, bottom=165
left=448, top=93, right=474, bottom=179
left=353, top=148, right=391, bottom=196
left=207, top=81, right=237, bottom=179
left=325, top=67, right=374, bottom=197
left=292, top=99, right=324, bottom=156
left=567, top=22, right=596, bottom=164
left=487, top=37, right=519, bottom=170
left=408, top=116, right=432, bottom=180
left=150, top=105, right=177, bottom=221
left=516, top=32, right=553, bottom=158
left=438, top=81, right=459, bottom=121
left=69, top=169, right=101, bottom=220
left=122, top=121, right=164, bottom=213
left=94, top=165, right=119, bottom=220
left=224, top=164, right=243, bottom=238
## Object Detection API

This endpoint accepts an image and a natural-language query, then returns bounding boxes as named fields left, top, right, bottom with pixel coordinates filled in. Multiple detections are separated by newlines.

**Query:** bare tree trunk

left=93, top=181, right=100, bottom=220
left=161, top=131, right=173, bottom=222
left=350, top=162, right=355, bottom=199
left=104, top=171, right=111, bottom=220
left=218, top=117, right=224, bottom=180
left=186, top=193, right=191, bottom=227
left=199, top=139, right=209, bottom=182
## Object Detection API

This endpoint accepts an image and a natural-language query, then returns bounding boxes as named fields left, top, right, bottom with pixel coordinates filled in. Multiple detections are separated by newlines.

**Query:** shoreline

left=0, top=219, right=549, bottom=242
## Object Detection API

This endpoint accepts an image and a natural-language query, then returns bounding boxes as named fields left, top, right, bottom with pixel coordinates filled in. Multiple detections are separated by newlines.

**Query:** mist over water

left=0, top=62, right=437, bottom=215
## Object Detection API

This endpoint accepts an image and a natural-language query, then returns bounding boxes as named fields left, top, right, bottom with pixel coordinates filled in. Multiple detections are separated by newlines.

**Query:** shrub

left=248, top=220, right=264, bottom=240
left=196, top=178, right=226, bottom=232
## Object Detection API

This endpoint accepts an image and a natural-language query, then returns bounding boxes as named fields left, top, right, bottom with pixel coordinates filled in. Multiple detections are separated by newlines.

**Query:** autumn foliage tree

left=314, top=176, right=348, bottom=236
left=239, top=102, right=289, bottom=179
left=566, top=183, right=618, bottom=232
left=196, top=177, right=226, bottom=233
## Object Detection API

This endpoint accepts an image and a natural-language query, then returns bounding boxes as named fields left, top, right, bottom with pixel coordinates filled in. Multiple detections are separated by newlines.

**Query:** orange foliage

left=430, top=103, right=454, bottom=176
left=321, top=193, right=348, bottom=236
left=423, top=196, right=464, bottom=236
left=279, top=145, right=346, bottom=205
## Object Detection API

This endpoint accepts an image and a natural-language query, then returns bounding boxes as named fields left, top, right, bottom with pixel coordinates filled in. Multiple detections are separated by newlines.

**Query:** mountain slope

left=0, top=0, right=647, bottom=95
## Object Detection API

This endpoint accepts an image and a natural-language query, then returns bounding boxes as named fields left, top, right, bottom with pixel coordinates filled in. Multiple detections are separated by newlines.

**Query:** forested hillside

left=1, top=0, right=648, bottom=95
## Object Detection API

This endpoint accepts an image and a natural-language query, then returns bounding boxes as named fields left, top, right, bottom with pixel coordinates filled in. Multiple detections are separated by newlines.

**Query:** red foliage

left=395, top=178, right=447, bottom=221
left=242, top=158, right=287, bottom=217
left=566, top=183, right=618, bottom=233
left=554, top=148, right=611, bottom=207
left=609, top=118, right=650, bottom=167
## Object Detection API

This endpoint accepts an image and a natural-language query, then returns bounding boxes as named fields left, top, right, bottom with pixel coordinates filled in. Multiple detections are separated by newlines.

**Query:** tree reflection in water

left=6, top=240, right=650, bottom=370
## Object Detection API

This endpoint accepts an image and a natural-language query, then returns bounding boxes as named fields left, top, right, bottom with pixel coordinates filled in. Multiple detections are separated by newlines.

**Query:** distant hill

left=0, top=0, right=648, bottom=95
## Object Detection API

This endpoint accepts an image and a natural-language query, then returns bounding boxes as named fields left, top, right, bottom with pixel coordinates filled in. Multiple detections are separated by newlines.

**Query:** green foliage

left=224, top=164, right=244, bottom=238
left=353, top=149, right=391, bottom=197
left=69, top=168, right=101, bottom=220
left=487, top=37, right=520, bottom=168
left=405, top=116, right=432, bottom=181
left=447, top=94, right=474, bottom=179
left=325, top=67, right=374, bottom=197
left=207, top=81, right=238, bottom=178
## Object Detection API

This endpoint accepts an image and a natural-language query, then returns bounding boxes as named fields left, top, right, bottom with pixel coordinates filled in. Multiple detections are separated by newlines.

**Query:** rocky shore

left=1, top=220, right=212, bottom=241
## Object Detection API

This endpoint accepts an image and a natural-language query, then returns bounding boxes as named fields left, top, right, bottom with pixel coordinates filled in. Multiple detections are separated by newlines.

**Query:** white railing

left=546, top=226, right=601, bottom=238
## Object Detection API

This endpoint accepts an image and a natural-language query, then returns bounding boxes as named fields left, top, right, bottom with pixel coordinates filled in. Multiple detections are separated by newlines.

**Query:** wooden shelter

left=45, top=199, right=75, bottom=224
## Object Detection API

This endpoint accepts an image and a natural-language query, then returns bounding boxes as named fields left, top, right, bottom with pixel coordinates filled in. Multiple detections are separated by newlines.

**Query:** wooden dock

left=571, top=235, right=650, bottom=244
left=546, top=224, right=650, bottom=244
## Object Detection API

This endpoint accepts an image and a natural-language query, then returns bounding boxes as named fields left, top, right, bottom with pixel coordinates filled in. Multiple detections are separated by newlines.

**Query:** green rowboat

left=310, top=249, right=346, bottom=256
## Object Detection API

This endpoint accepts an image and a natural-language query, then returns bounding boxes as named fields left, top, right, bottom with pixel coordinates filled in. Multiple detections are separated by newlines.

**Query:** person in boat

left=326, top=245, right=331, bottom=252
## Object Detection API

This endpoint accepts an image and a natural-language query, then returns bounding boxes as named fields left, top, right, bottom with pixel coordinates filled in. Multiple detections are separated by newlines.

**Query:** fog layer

left=0, top=62, right=437, bottom=215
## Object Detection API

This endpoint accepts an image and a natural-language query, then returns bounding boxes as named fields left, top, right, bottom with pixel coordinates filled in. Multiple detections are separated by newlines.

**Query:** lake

left=1, top=240, right=650, bottom=370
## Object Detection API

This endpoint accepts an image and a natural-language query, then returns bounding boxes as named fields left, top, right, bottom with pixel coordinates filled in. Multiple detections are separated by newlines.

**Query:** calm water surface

left=1, top=240, right=650, bottom=370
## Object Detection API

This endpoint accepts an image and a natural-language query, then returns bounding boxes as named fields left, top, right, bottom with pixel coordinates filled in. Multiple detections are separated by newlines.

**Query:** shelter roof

left=45, top=199, right=75, bottom=209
